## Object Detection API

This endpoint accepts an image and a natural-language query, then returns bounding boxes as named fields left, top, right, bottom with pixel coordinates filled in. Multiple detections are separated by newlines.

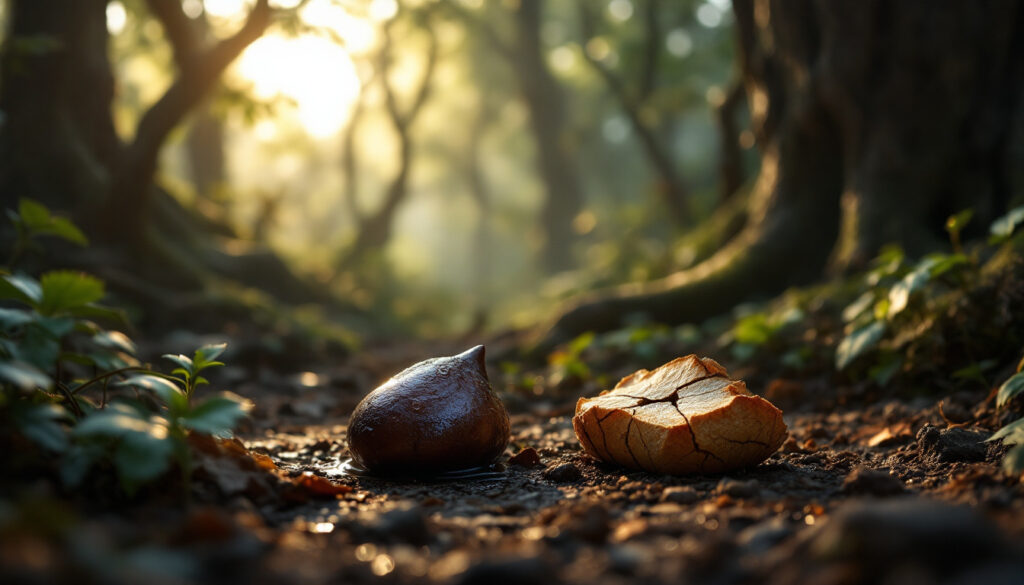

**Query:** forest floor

left=3, top=338, right=1023, bottom=585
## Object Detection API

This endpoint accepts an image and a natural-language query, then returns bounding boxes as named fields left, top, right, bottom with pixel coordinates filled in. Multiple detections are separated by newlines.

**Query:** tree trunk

left=0, top=0, right=118, bottom=216
left=0, top=0, right=326, bottom=312
left=535, top=0, right=1024, bottom=351
left=513, top=0, right=585, bottom=272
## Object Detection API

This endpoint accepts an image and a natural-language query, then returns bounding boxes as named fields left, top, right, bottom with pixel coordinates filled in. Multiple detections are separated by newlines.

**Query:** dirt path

left=235, top=396, right=1023, bottom=585
left=3, top=348, right=1023, bottom=585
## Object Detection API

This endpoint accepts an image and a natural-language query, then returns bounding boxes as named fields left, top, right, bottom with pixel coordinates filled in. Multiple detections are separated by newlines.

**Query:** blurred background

left=0, top=0, right=750, bottom=339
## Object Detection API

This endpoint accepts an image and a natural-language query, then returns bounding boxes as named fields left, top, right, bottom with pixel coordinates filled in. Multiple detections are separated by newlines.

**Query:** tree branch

left=131, top=0, right=271, bottom=165
left=577, top=0, right=690, bottom=224
left=145, top=0, right=200, bottom=68
left=638, top=0, right=660, bottom=102
left=105, top=0, right=272, bottom=238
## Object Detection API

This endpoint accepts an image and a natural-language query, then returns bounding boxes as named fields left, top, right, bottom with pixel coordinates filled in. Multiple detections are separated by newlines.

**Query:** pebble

left=543, top=463, right=582, bottom=483
left=916, top=425, right=990, bottom=463
left=508, top=447, right=542, bottom=468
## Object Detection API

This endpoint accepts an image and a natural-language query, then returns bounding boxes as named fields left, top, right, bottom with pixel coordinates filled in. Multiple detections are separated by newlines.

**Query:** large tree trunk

left=513, top=0, right=586, bottom=272
left=0, top=0, right=118, bottom=215
left=535, top=0, right=1024, bottom=351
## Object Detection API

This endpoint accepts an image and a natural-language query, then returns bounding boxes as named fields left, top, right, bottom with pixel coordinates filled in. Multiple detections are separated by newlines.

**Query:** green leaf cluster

left=1, top=199, right=253, bottom=494
left=834, top=212, right=983, bottom=374
left=988, top=363, right=1024, bottom=474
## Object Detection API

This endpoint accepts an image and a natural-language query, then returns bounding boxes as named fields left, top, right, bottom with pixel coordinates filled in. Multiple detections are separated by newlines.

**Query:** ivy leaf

left=0, top=360, right=52, bottom=390
left=842, top=292, right=875, bottom=323
left=1, top=273, right=43, bottom=304
left=162, top=354, right=194, bottom=377
left=114, top=433, right=174, bottom=489
left=887, top=263, right=931, bottom=319
left=74, top=404, right=168, bottom=439
left=117, top=375, right=188, bottom=414
left=836, top=321, right=887, bottom=370
left=195, top=343, right=227, bottom=364
left=0, top=307, right=34, bottom=329
left=92, top=331, right=137, bottom=355
left=181, top=393, right=252, bottom=435
left=14, top=403, right=70, bottom=452
left=37, top=271, right=104, bottom=316
left=1002, top=444, right=1024, bottom=474
left=18, top=198, right=51, bottom=227
left=997, top=372, right=1024, bottom=408
left=945, top=209, right=973, bottom=236
left=988, top=417, right=1024, bottom=445
left=989, top=205, right=1024, bottom=243
left=17, top=199, right=87, bottom=245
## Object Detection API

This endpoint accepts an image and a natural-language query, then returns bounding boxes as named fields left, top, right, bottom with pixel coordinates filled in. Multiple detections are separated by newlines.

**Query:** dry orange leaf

left=573, top=355, right=788, bottom=474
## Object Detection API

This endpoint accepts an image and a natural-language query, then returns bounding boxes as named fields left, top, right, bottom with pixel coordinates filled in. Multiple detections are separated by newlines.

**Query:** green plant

left=1, top=199, right=251, bottom=494
left=834, top=210, right=988, bottom=373
left=988, top=356, right=1024, bottom=474
left=5, top=198, right=87, bottom=266
left=66, top=355, right=251, bottom=492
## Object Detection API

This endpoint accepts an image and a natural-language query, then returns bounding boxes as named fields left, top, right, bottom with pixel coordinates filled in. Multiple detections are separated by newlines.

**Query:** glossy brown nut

left=346, top=345, right=510, bottom=474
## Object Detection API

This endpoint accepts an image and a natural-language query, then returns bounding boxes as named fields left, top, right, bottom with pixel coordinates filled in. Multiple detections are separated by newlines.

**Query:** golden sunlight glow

left=237, top=34, right=361, bottom=137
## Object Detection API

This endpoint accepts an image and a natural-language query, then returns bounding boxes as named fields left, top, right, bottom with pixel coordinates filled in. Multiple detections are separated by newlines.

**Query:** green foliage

left=988, top=205, right=1024, bottom=244
left=988, top=357, right=1024, bottom=474
left=996, top=372, right=1024, bottom=408
left=944, top=208, right=973, bottom=253
left=724, top=306, right=804, bottom=363
left=833, top=209, right=988, bottom=373
left=1, top=200, right=252, bottom=494
left=162, top=343, right=227, bottom=400
left=6, top=199, right=87, bottom=266
left=548, top=332, right=596, bottom=383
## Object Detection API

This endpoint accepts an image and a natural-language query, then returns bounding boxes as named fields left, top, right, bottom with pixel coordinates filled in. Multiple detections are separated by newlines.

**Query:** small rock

left=841, top=467, right=906, bottom=496
left=543, top=463, right=582, bottom=483
left=916, top=425, right=989, bottom=463
left=661, top=486, right=699, bottom=505
left=716, top=478, right=760, bottom=499
left=509, top=447, right=542, bottom=468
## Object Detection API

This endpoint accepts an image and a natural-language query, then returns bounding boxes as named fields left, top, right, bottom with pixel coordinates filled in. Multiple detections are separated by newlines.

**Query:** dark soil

left=2, top=343, right=1023, bottom=585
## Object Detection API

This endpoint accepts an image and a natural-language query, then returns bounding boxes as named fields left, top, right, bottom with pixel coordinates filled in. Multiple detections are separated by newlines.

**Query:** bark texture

left=537, top=0, right=1024, bottom=350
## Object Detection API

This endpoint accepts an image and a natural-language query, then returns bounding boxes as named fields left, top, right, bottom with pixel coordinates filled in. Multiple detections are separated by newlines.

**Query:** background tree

left=577, top=0, right=692, bottom=226
left=449, top=0, right=586, bottom=272
left=334, top=6, right=438, bottom=276
left=0, top=0, right=321, bottom=309
left=538, top=0, right=1024, bottom=349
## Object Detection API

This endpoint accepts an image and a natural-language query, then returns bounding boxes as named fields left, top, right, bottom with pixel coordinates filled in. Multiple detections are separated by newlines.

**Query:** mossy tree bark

left=536, top=0, right=1024, bottom=351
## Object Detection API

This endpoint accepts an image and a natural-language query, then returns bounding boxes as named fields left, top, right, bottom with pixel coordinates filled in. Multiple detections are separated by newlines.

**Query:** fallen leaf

left=572, top=355, right=787, bottom=474
left=294, top=471, right=352, bottom=497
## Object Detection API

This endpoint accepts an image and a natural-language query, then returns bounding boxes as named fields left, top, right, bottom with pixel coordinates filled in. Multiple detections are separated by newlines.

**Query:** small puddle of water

left=326, top=458, right=506, bottom=482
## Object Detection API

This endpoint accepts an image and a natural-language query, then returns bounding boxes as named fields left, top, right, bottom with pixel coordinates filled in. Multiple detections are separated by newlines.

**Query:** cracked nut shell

left=347, top=345, right=510, bottom=474
left=573, top=355, right=787, bottom=474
